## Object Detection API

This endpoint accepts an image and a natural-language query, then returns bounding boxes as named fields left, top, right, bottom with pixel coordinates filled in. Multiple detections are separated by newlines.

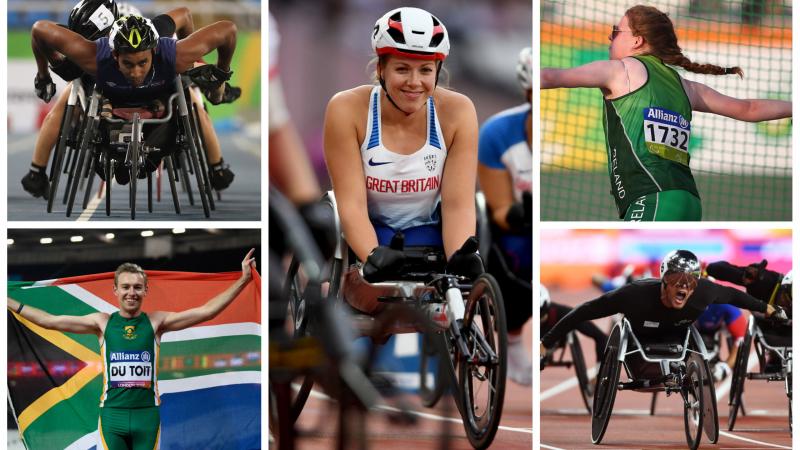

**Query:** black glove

left=770, top=305, right=789, bottom=323
left=220, top=82, right=242, bottom=104
left=363, top=246, right=406, bottom=283
left=186, top=65, right=233, bottom=105
left=34, top=73, right=56, bottom=103
left=743, top=259, right=768, bottom=285
left=505, top=191, right=533, bottom=232
left=446, top=237, right=484, bottom=280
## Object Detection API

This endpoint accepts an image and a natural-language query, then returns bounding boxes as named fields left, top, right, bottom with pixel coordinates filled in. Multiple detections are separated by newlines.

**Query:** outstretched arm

left=31, top=20, right=97, bottom=77
left=541, top=60, right=621, bottom=92
left=8, top=297, right=106, bottom=335
left=174, top=20, right=237, bottom=73
left=684, top=79, right=791, bottom=122
left=154, top=249, right=255, bottom=334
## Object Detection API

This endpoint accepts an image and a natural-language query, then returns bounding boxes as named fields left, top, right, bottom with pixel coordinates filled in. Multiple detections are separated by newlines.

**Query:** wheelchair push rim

left=458, top=273, right=507, bottom=449
left=728, top=330, right=752, bottom=431
left=684, top=359, right=704, bottom=450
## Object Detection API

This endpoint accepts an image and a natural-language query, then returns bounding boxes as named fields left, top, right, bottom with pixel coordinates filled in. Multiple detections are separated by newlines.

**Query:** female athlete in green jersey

left=541, top=5, right=791, bottom=221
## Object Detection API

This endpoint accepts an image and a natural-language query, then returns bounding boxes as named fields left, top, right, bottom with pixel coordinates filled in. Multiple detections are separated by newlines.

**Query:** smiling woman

left=323, top=6, right=480, bottom=270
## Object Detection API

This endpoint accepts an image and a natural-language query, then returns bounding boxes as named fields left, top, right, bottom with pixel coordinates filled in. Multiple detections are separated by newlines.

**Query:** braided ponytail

left=626, top=5, right=743, bottom=78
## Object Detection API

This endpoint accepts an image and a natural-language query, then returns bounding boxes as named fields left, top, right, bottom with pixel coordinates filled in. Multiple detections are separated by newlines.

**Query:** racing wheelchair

left=592, top=318, right=718, bottom=450
left=284, top=191, right=508, bottom=449
left=48, top=73, right=216, bottom=219
left=727, top=314, right=792, bottom=432
left=541, top=330, right=594, bottom=413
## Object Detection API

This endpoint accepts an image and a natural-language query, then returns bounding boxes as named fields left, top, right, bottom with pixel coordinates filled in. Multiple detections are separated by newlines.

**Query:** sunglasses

left=610, top=25, right=633, bottom=40
left=663, top=272, right=699, bottom=290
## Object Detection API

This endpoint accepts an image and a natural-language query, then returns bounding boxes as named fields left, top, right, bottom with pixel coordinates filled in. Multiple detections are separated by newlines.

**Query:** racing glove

left=34, top=74, right=56, bottom=103
left=445, top=237, right=484, bottom=281
left=769, top=305, right=789, bottom=323
left=363, top=246, right=406, bottom=283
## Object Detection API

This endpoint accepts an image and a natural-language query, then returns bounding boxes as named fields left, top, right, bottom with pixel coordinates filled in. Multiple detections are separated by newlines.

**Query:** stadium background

left=540, top=0, right=792, bottom=220
left=7, top=228, right=261, bottom=449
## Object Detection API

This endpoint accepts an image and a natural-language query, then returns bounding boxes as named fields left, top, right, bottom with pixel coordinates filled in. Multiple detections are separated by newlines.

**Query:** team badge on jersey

left=123, top=325, right=138, bottom=340
left=424, top=154, right=437, bottom=172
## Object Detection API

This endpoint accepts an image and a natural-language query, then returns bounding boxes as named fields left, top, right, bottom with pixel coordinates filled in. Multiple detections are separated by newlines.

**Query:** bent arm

left=541, top=60, right=620, bottom=91
left=478, top=164, right=515, bottom=231
left=8, top=297, right=104, bottom=335
left=175, top=20, right=237, bottom=73
left=441, top=97, right=478, bottom=258
left=164, top=7, right=194, bottom=39
left=706, top=261, right=746, bottom=285
left=541, top=296, right=619, bottom=349
left=32, top=20, right=97, bottom=76
left=323, top=92, right=378, bottom=262
left=685, top=79, right=791, bottom=122
left=157, top=250, right=255, bottom=333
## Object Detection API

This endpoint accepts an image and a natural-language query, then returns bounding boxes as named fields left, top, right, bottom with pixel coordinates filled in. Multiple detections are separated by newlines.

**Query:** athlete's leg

left=99, top=408, right=133, bottom=450
left=21, top=86, right=72, bottom=198
left=130, top=406, right=161, bottom=450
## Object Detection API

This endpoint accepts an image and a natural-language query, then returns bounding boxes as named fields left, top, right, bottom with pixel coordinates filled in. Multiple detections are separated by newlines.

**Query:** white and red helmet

left=371, top=7, right=449, bottom=61
left=516, top=47, right=533, bottom=91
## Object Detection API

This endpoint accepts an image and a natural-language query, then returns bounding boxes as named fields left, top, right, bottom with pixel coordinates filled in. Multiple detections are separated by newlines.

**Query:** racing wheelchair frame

left=592, top=318, right=718, bottom=450
left=284, top=191, right=508, bottom=450
left=728, top=314, right=792, bottom=432
left=49, top=75, right=215, bottom=219
left=541, top=329, right=594, bottom=413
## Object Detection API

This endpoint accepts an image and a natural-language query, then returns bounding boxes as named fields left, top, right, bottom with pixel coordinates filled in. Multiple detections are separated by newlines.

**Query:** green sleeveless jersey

left=100, top=312, right=160, bottom=408
left=603, top=54, right=700, bottom=218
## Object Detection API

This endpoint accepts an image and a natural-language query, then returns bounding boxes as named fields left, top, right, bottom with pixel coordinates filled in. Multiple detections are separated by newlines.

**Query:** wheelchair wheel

left=165, top=156, right=181, bottom=214
left=179, top=107, right=211, bottom=218
left=81, top=157, right=96, bottom=210
left=129, top=116, right=141, bottom=220
left=684, top=359, right=704, bottom=450
left=189, top=98, right=216, bottom=209
left=48, top=103, right=78, bottom=213
left=66, top=118, right=97, bottom=217
left=728, top=329, right=752, bottom=431
left=105, top=157, right=112, bottom=216
left=568, top=331, right=593, bottom=414
left=591, top=324, right=621, bottom=444
left=457, top=273, right=507, bottom=450
left=699, top=358, right=719, bottom=444
left=419, top=329, right=448, bottom=408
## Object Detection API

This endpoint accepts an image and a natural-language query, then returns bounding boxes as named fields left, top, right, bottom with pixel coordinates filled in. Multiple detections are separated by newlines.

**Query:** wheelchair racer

left=323, top=7, right=484, bottom=316
left=541, top=250, right=788, bottom=358
left=30, top=9, right=237, bottom=188
left=478, top=47, right=533, bottom=385
left=706, top=259, right=791, bottom=372
left=540, top=284, right=607, bottom=365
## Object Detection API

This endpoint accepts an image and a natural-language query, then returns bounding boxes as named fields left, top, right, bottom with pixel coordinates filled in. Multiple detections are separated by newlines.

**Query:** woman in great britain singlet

left=323, top=7, right=480, bottom=299
left=541, top=5, right=791, bottom=221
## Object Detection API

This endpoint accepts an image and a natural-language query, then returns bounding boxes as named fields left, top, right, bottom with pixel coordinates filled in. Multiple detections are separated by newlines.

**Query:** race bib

left=642, top=107, right=691, bottom=166
left=108, top=350, right=153, bottom=388
left=89, top=5, right=116, bottom=31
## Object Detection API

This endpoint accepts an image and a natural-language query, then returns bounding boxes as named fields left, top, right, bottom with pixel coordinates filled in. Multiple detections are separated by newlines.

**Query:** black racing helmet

left=109, top=15, right=159, bottom=53
left=68, top=0, right=119, bottom=40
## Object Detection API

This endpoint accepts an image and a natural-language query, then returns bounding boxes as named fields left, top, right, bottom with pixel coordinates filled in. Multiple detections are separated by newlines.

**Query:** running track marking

left=540, top=444, right=565, bottom=450
left=305, top=387, right=532, bottom=434
left=717, top=431, right=791, bottom=449
left=540, top=365, right=597, bottom=401
left=78, top=188, right=104, bottom=221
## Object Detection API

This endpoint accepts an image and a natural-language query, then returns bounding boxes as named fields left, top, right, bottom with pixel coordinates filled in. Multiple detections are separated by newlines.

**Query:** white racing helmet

left=516, top=47, right=532, bottom=91
left=372, top=7, right=449, bottom=61
left=540, top=283, right=550, bottom=309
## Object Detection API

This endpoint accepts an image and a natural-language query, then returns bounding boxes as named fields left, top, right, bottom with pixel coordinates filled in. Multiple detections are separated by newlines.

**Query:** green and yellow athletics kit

left=603, top=54, right=702, bottom=221
left=99, top=312, right=161, bottom=450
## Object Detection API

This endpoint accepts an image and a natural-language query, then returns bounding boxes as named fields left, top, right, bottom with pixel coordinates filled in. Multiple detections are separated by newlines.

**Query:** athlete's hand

left=767, top=304, right=789, bottom=323
left=241, top=248, right=256, bottom=282
left=34, top=73, right=56, bottom=103
left=363, top=246, right=405, bottom=282
left=446, top=237, right=484, bottom=280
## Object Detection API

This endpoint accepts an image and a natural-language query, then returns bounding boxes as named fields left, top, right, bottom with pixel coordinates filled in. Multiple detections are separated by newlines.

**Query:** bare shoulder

left=433, top=88, right=477, bottom=128
left=327, top=85, right=373, bottom=115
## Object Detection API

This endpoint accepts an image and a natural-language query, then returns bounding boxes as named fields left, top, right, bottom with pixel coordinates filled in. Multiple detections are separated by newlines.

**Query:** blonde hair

left=114, top=262, right=148, bottom=286
left=626, top=5, right=743, bottom=78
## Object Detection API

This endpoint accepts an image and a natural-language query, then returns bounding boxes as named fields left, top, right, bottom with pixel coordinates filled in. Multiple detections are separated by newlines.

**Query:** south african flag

left=8, top=270, right=261, bottom=450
